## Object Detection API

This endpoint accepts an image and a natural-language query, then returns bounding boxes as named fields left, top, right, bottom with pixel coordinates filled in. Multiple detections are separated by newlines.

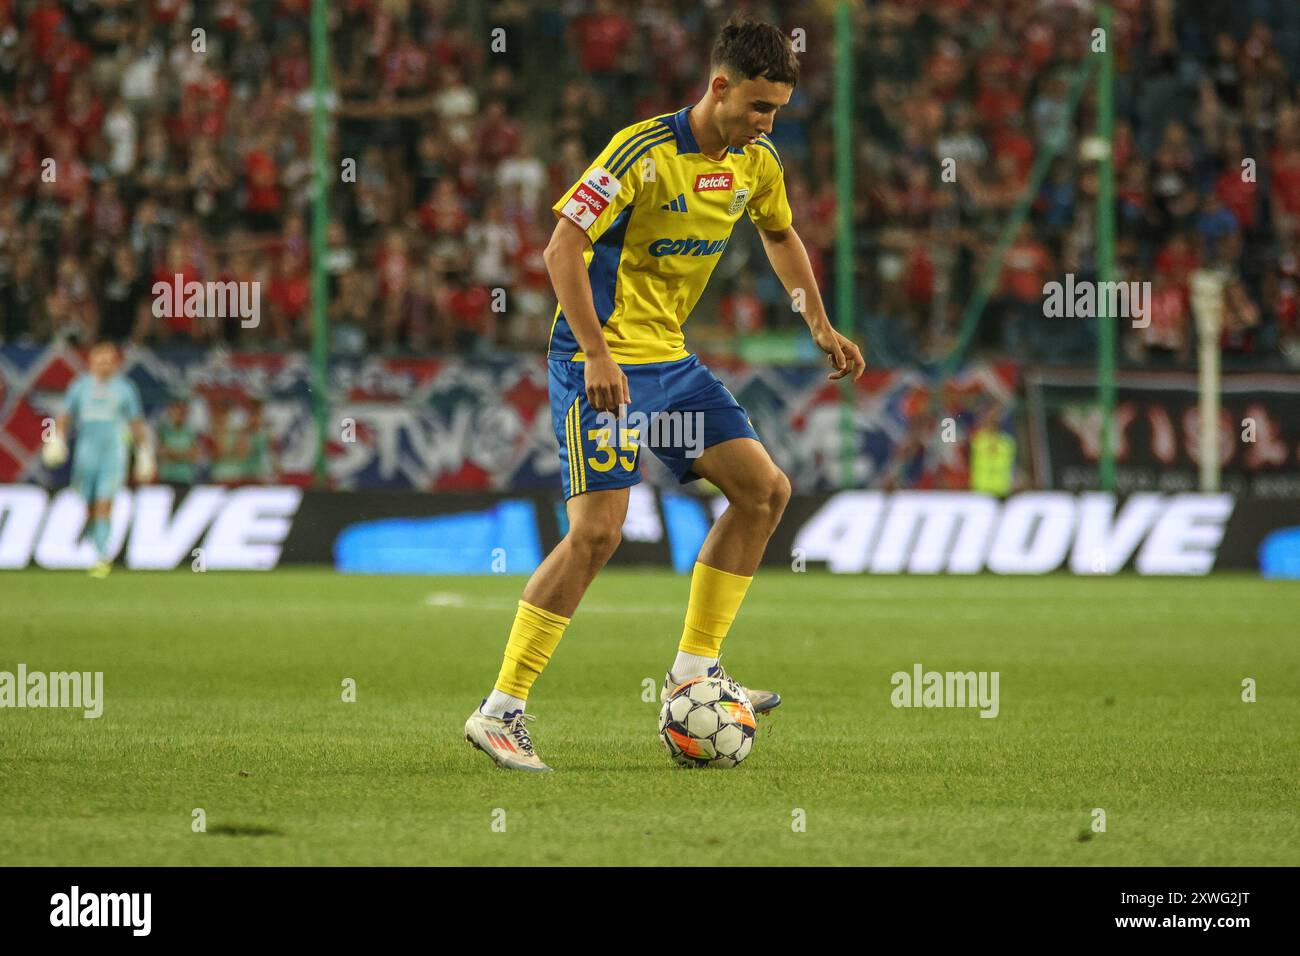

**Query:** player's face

left=89, top=348, right=118, bottom=379
left=717, top=74, right=793, bottom=149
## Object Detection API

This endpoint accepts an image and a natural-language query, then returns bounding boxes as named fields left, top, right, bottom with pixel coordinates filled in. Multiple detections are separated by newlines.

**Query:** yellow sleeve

left=745, top=137, right=793, bottom=232
left=551, top=123, right=670, bottom=244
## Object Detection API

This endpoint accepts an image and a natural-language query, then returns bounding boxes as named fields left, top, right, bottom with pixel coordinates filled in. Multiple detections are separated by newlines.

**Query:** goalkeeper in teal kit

left=46, top=343, right=155, bottom=577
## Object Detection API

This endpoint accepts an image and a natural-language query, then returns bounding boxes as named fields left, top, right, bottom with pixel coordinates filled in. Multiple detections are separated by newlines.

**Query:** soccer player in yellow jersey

left=465, top=18, right=865, bottom=770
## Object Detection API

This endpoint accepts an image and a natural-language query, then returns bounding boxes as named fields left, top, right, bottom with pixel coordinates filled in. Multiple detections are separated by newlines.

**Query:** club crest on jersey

left=694, top=173, right=733, bottom=192
left=728, top=187, right=750, bottom=215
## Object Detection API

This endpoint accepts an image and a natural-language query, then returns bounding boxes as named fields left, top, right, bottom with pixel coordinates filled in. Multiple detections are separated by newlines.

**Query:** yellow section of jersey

left=549, top=106, right=792, bottom=364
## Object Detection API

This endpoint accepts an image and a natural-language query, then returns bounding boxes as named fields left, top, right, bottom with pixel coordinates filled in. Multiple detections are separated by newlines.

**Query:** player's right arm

left=46, top=378, right=82, bottom=466
left=548, top=123, right=663, bottom=412
left=543, top=218, right=629, bottom=412
left=54, top=376, right=82, bottom=441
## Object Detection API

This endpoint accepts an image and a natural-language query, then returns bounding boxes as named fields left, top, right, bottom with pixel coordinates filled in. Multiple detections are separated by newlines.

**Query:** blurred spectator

left=208, top=403, right=243, bottom=485
left=243, top=403, right=277, bottom=484
left=720, top=275, right=766, bottom=336
left=1136, top=272, right=1191, bottom=366
left=443, top=272, right=495, bottom=353
left=996, top=225, right=1053, bottom=358
left=0, top=0, right=1298, bottom=374
left=156, top=398, right=200, bottom=484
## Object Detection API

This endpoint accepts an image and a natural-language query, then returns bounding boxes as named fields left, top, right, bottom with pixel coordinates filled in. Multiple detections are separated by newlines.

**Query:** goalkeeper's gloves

left=133, top=444, right=157, bottom=484
left=41, top=434, right=69, bottom=468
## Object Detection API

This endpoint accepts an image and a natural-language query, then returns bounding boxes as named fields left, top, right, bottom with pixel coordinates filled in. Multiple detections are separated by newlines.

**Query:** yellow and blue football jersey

left=549, top=105, right=793, bottom=365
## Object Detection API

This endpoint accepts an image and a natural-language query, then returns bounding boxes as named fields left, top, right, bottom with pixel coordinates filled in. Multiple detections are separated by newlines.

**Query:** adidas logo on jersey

left=660, top=193, right=689, bottom=212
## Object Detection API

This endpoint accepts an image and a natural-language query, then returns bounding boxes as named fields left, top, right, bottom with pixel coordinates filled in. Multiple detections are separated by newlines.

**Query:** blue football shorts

left=548, top=353, right=759, bottom=499
left=70, top=440, right=127, bottom=504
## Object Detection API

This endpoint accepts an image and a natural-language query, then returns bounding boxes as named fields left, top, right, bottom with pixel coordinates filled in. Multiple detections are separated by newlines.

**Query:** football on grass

left=658, top=676, right=757, bottom=768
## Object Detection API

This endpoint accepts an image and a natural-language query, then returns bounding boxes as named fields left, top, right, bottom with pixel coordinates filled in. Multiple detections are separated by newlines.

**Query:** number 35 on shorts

left=586, top=426, right=640, bottom=473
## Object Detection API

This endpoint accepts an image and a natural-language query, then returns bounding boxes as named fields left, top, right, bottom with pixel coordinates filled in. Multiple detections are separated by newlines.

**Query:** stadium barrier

left=1, top=484, right=1297, bottom=577
left=1026, top=368, right=1300, bottom=499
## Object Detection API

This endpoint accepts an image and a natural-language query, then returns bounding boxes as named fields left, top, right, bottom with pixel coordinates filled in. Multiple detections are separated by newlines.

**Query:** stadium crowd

left=1, top=0, right=1299, bottom=370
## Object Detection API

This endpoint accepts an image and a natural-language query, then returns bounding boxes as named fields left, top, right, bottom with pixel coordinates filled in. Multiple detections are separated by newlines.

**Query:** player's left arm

left=747, top=143, right=865, bottom=382
left=130, top=418, right=150, bottom=449
left=757, top=224, right=865, bottom=382
left=131, top=417, right=156, bottom=483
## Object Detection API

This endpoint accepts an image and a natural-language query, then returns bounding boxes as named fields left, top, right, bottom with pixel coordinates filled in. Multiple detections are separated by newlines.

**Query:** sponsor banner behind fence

left=2, top=485, right=1296, bottom=577
left=1026, top=368, right=1300, bottom=499
left=0, top=346, right=1017, bottom=493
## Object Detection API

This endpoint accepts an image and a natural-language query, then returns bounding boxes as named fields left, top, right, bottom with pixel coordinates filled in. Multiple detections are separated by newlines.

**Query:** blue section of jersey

left=550, top=205, right=635, bottom=357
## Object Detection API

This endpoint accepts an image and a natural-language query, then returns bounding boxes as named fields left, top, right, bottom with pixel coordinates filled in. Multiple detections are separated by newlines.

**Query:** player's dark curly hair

left=710, top=18, right=799, bottom=87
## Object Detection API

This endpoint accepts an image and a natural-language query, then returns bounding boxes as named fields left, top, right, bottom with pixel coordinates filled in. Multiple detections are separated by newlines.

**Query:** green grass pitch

left=1, top=569, right=1297, bottom=866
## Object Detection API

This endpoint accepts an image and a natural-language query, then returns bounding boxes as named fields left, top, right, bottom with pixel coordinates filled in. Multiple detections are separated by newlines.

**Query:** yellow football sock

left=679, top=562, right=753, bottom=658
left=494, top=600, right=571, bottom=699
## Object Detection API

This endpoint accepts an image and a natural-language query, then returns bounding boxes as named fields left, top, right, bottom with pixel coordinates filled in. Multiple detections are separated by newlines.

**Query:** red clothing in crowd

left=153, top=0, right=183, bottom=24
left=62, top=94, right=104, bottom=153
left=1269, top=148, right=1300, bottom=217
left=477, top=115, right=521, bottom=165
left=1215, top=167, right=1258, bottom=229
left=721, top=292, right=765, bottom=334
left=51, top=154, right=91, bottom=205
left=418, top=198, right=469, bottom=237
left=975, top=85, right=1024, bottom=129
left=992, top=127, right=1034, bottom=182
left=244, top=149, right=280, bottom=214
left=274, top=49, right=310, bottom=92
left=152, top=265, right=201, bottom=336
left=448, top=285, right=492, bottom=334
left=1154, top=240, right=1198, bottom=284
left=515, top=239, right=549, bottom=292
left=1021, top=21, right=1056, bottom=71
left=383, top=38, right=430, bottom=91
left=904, top=245, right=935, bottom=304
left=182, top=74, right=231, bottom=139
left=268, top=266, right=310, bottom=321
left=1000, top=240, right=1050, bottom=302
left=46, top=35, right=91, bottom=105
left=26, top=2, right=65, bottom=61
left=571, top=12, right=633, bottom=74
left=1144, top=284, right=1190, bottom=351
left=376, top=247, right=409, bottom=299
left=924, top=41, right=964, bottom=101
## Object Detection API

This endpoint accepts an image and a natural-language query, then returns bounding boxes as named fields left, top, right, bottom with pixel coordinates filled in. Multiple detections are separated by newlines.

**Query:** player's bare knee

left=727, top=469, right=790, bottom=527
left=768, top=469, right=792, bottom=521
left=568, top=521, right=622, bottom=563
left=756, top=470, right=790, bottom=528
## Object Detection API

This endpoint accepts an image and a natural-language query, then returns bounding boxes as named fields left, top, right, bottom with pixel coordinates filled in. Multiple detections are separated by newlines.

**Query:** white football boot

left=660, top=662, right=781, bottom=715
left=464, top=704, right=552, bottom=772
